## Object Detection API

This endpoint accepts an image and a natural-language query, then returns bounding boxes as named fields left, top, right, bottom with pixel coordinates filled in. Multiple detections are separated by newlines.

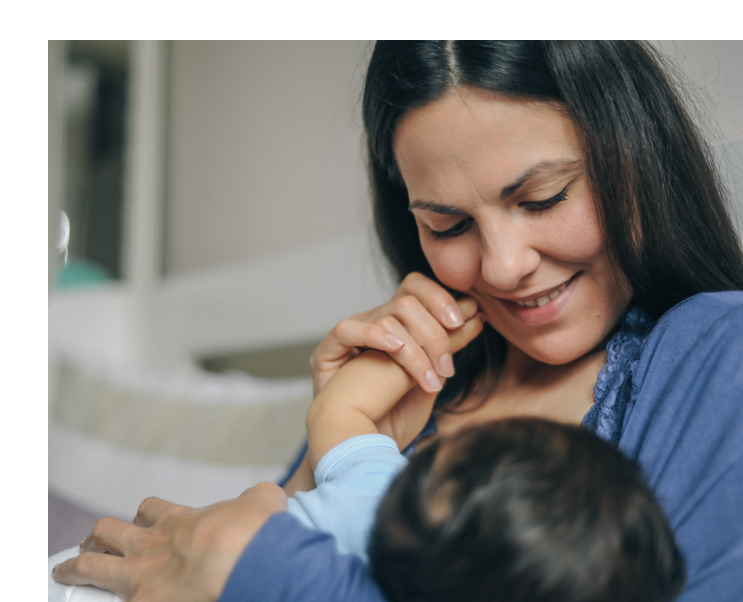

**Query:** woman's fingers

left=342, top=297, right=467, bottom=389
left=53, top=550, right=127, bottom=596
left=384, top=295, right=455, bottom=375
left=377, top=315, right=445, bottom=393
left=133, top=496, right=189, bottom=528
left=383, top=306, right=485, bottom=393
left=378, top=295, right=480, bottom=385
left=313, top=319, right=406, bottom=366
left=311, top=273, right=482, bottom=394
left=80, top=517, right=142, bottom=556
left=310, top=319, right=406, bottom=393
left=389, top=276, right=481, bottom=379
left=394, top=272, right=466, bottom=329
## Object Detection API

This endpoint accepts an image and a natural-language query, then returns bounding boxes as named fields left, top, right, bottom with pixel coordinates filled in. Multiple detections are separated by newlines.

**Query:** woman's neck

left=498, top=342, right=606, bottom=391
left=434, top=341, right=610, bottom=436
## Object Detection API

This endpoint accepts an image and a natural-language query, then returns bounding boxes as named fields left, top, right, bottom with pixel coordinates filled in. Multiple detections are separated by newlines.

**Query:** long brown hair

left=362, top=41, right=743, bottom=406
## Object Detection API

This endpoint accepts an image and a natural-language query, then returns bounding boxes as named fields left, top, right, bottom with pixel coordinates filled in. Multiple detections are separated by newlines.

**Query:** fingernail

left=385, top=333, right=405, bottom=349
left=425, top=369, right=442, bottom=392
left=443, top=305, right=463, bottom=328
left=438, top=353, right=454, bottom=377
left=52, top=565, right=59, bottom=578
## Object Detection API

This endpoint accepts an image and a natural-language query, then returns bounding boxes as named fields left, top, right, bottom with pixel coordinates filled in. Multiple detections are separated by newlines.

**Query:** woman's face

left=394, top=87, right=632, bottom=366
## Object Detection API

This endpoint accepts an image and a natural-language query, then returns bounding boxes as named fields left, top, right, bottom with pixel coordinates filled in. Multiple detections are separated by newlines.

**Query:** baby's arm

left=306, top=350, right=415, bottom=469
left=305, top=310, right=485, bottom=470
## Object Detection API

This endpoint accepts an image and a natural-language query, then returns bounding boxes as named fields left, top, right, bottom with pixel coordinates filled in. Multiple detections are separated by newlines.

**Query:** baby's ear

left=448, top=312, right=486, bottom=354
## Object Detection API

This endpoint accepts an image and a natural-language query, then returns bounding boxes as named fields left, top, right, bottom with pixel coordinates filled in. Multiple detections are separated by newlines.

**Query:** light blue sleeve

left=286, top=434, right=408, bottom=564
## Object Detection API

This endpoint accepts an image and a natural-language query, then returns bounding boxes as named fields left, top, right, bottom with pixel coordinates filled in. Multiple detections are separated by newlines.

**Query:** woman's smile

left=395, top=87, right=632, bottom=365
left=494, top=273, right=579, bottom=325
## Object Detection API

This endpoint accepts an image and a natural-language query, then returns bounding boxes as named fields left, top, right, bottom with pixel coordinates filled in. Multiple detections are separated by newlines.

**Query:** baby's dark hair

left=368, top=418, right=686, bottom=602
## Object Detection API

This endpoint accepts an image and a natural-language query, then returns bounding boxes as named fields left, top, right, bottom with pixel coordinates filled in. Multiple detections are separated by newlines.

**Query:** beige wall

left=165, top=41, right=372, bottom=276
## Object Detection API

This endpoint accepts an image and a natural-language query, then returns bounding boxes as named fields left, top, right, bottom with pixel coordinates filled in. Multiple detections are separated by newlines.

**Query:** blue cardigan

left=220, top=292, right=743, bottom=602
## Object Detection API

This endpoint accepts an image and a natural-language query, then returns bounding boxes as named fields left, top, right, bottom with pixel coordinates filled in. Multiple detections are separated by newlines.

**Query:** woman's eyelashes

left=427, top=187, right=570, bottom=240
left=429, top=217, right=474, bottom=240
left=519, top=186, right=569, bottom=212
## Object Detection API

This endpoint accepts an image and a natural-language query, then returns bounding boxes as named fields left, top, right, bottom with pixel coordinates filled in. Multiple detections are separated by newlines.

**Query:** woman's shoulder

left=629, top=291, right=743, bottom=409
left=620, top=289, right=743, bottom=479
left=632, top=291, right=743, bottom=376
left=648, top=291, right=743, bottom=341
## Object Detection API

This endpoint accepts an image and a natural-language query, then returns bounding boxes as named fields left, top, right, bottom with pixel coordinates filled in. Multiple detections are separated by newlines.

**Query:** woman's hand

left=374, top=309, right=485, bottom=451
left=52, top=483, right=287, bottom=602
left=311, top=272, right=478, bottom=395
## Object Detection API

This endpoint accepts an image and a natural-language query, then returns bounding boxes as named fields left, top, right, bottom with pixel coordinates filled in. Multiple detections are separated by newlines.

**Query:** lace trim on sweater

left=581, top=305, right=655, bottom=443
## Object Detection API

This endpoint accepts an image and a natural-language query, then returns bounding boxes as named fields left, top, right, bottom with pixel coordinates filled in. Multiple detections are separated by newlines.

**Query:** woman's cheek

left=423, top=242, right=480, bottom=293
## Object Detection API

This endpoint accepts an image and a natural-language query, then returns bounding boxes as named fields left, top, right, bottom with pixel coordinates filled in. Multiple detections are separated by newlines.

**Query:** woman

left=54, top=41, right=743, bottom=602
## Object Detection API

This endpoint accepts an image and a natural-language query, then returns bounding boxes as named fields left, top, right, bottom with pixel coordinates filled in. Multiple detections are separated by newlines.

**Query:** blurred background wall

left=48, top=41, right=743, bottom=555
left=49, top=40, right=393, bottom=373
left=166, top=41, right=372, bottom=275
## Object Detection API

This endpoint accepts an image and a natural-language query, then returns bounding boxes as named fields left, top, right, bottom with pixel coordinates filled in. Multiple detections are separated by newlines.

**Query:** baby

left=289, top=342, right=686, bottom=601
left=368, top=418, right=686, bottom=602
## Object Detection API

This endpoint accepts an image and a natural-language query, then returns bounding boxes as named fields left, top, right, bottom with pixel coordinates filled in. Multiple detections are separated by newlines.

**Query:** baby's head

left=369, top=418, right=686, bottom=602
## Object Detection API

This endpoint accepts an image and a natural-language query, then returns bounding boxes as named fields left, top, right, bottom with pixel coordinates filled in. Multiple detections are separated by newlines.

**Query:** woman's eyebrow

left=408, top=201, right=468, bottom=216
left=501, top=159, right=583, bottom=199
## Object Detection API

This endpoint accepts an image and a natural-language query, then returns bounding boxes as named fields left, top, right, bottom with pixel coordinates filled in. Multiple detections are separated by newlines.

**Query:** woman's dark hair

left=368, top=418, right=687, bottom=602
left=363, top=41, right=743, bottom=406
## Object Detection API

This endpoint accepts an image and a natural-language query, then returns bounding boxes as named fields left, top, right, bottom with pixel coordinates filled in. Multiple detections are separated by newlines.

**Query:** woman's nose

left=479, top=223, right=540, bottom=291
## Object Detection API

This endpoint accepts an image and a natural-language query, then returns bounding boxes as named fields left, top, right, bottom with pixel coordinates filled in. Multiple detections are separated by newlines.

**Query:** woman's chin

left=503, top=334, right=606, bottom=368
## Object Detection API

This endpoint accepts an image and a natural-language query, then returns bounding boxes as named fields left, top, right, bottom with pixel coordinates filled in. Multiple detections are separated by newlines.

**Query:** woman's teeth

left=514, top=280, right=570, bottom=308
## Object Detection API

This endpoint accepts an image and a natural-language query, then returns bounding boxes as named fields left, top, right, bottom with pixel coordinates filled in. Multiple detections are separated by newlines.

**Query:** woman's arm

left=220, top=513, right=388, bottom=602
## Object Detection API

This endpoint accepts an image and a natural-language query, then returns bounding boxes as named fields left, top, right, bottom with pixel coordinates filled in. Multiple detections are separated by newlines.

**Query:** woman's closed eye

left=519, top=186, right=569, bottom=212
left=426, top=185, right=570, bottom=240
left=429, top=217, right=474, bottom=240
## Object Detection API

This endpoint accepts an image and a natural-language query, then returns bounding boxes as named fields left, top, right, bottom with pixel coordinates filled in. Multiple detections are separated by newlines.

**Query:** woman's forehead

left=393, top=89, right=584, bottom=201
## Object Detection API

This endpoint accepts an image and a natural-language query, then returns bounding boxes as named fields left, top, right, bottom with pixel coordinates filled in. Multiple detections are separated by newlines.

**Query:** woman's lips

left=497, top=274, right=580, bottom=324
left=513, top=277, right=572, bottom=308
